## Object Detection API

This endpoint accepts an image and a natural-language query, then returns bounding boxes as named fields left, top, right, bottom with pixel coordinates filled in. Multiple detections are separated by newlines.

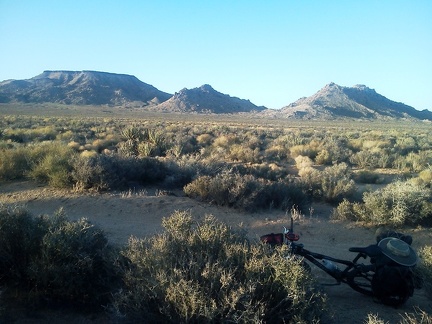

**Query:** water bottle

left=322, top=259, right=338, bottom=272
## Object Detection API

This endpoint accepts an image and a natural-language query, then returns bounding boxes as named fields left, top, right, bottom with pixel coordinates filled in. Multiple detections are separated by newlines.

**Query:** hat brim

left=378, top=237, right=417, bottom=267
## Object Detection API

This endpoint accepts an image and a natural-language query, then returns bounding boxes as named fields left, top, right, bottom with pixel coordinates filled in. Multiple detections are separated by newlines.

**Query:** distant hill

left=152, top=84, right=266, bottom=113
left=1, top=71, right=430, bottom=119
left=0, top=70, right=171, bottom=106
left=264, top=83, right=432, bottom=120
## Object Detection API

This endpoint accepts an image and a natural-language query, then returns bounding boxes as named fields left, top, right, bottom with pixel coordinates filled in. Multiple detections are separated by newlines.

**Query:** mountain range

left=0, top=70, right=171, bottom=106
left=0, top=70, right=430, bottom=120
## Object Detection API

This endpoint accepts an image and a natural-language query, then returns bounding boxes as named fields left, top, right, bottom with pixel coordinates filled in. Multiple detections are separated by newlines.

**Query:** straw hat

left=378, top=237, right=417, bottom=267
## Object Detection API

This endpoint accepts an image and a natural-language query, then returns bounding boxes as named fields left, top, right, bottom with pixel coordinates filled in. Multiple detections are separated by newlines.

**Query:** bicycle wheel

left=346, top=267, right=374, bottom=296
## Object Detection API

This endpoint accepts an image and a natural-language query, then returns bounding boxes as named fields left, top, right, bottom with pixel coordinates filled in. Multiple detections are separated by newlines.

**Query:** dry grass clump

left=112, top=211, right=326, bottom=323
left=365, top=308, right=432, bottom=324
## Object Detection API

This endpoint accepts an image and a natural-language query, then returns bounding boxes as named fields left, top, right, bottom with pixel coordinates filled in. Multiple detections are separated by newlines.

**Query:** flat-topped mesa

left=0, top=70, right=171, bottom=106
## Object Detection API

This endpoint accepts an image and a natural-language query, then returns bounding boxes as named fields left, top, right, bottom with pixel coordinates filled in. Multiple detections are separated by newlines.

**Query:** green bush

left=0, top=204, right=44, bottom=283
left=361, top=180, right=431, bottom=225
left=334, top=180, right=432, bottom=225
left=354, top=170, right=382, bottom=184
left=418, top=245, right=432, bottom=300
left=0, top=206, right=121, bottom=308
left=28, top=210, right=122, bottom=306
left=27, top=143, right=75, bottom=188
left=71, top=154, right=168, bottom=191
left=0, top=146, right=31, bottom=180
left=299, top=163, right=356, bottom=203
left=331, top=198, right=362, bottom=221
left=184, top=170, right=308, bottom=211
left=112, top=211, right=326, bottom=323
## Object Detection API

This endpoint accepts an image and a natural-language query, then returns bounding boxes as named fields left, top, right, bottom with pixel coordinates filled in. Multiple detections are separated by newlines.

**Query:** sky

left=0, top=0, right=431, bottom=110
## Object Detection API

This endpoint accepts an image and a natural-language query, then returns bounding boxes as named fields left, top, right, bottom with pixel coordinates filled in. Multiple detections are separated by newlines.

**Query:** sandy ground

left=1, top=180, right=431, bottom=323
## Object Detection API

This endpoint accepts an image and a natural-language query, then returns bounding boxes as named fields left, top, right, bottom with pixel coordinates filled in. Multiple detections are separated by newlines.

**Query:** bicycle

left=260, top=217, right=419, bottom=307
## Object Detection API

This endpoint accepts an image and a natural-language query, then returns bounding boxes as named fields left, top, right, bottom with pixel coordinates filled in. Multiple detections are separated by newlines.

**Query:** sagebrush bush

left=299, top=163, right=356, bottom=203
left=0, top=146, right=31, bottom=180
left=418, top=167, right=432, bottom=187
left=71, top=154, right=168, bottom=191
left=27, top=143, right=75, bottom=188
left=331, top=198, right=360, bottom=221
left=334, top=180, right=432, bottom=225
left=0, top=206, right=121, bottom=307
left=28, top=210, right=122, bottom=306
left=354, top=170, right=382, bottom=184
left=418, top=245, right=432, bottom=300
left=112, top=211, right=326, bottom=323
left=0, top=204, right=44, bottom=283
left=361, top=180, right=431, bottom=225
left=184, top=170, right=308, bottom=211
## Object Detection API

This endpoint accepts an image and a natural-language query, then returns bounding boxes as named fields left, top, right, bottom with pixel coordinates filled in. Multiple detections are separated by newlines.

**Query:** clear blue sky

left=1, top=0, right=431, bottom=110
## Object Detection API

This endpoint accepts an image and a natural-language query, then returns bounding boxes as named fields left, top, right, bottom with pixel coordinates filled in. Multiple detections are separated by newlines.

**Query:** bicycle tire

left=346, top=268, right=374, bottom=296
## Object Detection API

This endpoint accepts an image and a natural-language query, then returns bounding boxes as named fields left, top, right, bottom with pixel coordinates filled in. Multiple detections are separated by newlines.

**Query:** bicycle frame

left=262, top=217, right=376, bottom=296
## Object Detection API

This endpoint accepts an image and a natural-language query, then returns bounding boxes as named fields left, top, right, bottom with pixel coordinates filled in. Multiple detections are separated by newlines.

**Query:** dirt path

left=1, top=181, right=431, bottom=323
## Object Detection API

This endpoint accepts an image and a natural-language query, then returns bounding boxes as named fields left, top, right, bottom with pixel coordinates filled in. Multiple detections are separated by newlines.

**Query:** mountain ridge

left=152, top=84, right=266, bottom=114
left=0, top=71, right=430, bottom=120
left=0, top=70, right=172, bottom=106
left=262, top=82, right=432, bottom=120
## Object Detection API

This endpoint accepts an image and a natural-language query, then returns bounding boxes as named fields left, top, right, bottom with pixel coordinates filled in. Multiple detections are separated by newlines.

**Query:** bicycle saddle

left=349, top=244, right=382, bottom=257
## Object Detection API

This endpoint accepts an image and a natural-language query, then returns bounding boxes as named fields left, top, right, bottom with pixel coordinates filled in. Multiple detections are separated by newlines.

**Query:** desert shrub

left=71, top=154, right=168, bottom=191
left=354, top=170, right=382, bottom=184
left=27, top=143, right=75, bottom=188
left=363, top=181, right=431, bottom=225
left=112, top=211, right=326, bottom=323
left=295, top=155, right=313, bottom=169
left=349, top=150, right=382, bottom=169
left=3, top=126, right=57, bottom=143
left=0, top=205, right=44, bottom=283
left=161, top=154, right=228, bottom=188
left=183, top=170, right=258, bottom=209
left=228, top=144, right=260, bottom=163
left=418, top=167, right=432, bottom=187
left=395, top=136, right=417, bottom=155
left=254, top=178, right=310, bottom=211
left=365, top=308, right=432, bottom=324
left=321, top=136, right=353, bottom=164
left=232, top=163, right=290, bottom=181
left=299, top=163, right=356, bottom=203
left=196, top=133, right=214, bottom=146
left=184, top=170, right=308, bottom=211
left=343, top=180, right=432, bottom=225
left=289, top=144, right=317, bottom=159
left=0, top=146, right=31, bottom=180
left=319, top=163, right=356, bottom=203
left=0, top=206, right=121, bottom=308
left=417, top=245, right=432, bottom=300
left=315, top=149, right=332, bottom=165
left=28, top=210, right=122, bottom=306
left=331, top=198, right=360, bottom=221
left=405, top=151, right=432, bottom=173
